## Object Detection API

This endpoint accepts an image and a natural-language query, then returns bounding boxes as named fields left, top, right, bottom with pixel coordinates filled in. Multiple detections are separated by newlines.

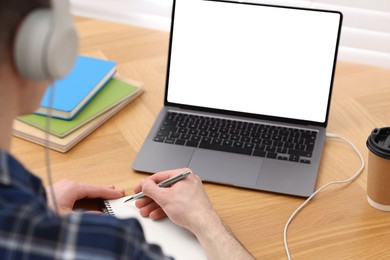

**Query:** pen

left=124, top=170, right=192, bottom=203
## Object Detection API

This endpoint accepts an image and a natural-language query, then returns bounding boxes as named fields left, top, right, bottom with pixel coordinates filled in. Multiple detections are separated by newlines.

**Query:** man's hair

left=0, top=0, right=50, bottom=62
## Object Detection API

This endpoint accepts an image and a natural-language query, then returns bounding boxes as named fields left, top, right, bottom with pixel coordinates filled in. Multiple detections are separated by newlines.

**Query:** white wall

left=70, top=0, right=390, bottom=68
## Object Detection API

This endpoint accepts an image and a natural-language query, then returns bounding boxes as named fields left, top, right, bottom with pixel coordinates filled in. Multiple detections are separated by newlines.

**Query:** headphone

left=13, top=0, right=78, bottom=81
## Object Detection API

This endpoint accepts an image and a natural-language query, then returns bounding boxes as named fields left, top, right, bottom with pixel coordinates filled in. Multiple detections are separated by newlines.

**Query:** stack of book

left=13, top=55, right=144, bottom=153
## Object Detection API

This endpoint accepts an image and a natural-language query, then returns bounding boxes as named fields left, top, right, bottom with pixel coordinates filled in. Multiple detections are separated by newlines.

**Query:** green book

left=17, top=77, right=143, bottom=138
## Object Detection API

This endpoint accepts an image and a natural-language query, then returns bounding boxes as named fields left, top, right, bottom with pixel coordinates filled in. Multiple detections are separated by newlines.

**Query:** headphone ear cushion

left=14, top=9, right=51, bottom=80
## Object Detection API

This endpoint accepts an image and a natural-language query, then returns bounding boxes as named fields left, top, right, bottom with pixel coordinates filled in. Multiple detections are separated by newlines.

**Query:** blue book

left=36, top=55, right=116, bottom=120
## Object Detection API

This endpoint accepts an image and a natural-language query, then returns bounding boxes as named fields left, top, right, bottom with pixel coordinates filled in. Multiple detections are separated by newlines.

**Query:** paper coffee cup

left=366, top=127, right=390, bottom=211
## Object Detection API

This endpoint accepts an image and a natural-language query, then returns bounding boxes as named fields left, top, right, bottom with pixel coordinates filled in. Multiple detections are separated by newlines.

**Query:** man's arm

left=190, top=206, right=254, bottom=260
left=135, top=168, right=254, bottom=260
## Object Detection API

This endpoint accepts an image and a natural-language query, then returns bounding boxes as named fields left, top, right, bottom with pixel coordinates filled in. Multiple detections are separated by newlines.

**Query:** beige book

left=13, top=82, right=143, bottom=153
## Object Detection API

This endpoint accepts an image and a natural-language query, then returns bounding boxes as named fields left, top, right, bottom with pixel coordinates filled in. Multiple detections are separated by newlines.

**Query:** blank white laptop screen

left=167, top=0, right=341, bottom=124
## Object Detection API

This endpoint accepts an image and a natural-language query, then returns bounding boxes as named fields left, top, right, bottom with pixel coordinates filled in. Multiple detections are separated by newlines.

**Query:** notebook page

left=104, top=196, right=206, bottom=260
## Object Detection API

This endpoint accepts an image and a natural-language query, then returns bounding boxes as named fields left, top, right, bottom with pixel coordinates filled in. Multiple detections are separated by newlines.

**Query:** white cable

left=283, top=133, right=365, bottom=260
left=44, top=82, right=59, bottom=214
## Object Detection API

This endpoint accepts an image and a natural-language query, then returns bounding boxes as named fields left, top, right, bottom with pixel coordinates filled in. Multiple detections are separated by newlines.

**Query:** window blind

left=70, top=0, right=390, bottom=67
left=313, top=0, right=390, bottom=68
left=70, top=0, right=173, bottom=31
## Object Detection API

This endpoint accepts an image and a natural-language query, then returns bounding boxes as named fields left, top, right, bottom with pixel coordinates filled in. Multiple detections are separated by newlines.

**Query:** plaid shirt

left=0, top=151, right=171, bottom=260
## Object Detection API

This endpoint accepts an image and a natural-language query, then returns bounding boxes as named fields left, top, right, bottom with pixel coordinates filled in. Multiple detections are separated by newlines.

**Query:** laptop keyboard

left=154, top=112, right=317, bottom=164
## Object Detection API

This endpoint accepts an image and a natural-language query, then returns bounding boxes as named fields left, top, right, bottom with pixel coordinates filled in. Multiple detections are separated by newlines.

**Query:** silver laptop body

left=133, top=0, right=342, bottom=197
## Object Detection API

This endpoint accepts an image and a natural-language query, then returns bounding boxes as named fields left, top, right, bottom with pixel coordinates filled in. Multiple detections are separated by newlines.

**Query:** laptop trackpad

left=188, top=149, right=262, bottom=187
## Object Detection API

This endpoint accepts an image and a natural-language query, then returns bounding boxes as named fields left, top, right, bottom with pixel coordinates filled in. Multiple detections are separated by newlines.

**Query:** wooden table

left=10, top=17, right=390, bottom=259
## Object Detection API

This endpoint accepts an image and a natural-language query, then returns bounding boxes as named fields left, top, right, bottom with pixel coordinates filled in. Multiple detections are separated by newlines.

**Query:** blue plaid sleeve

left=0, top=151, right=172, bottom=260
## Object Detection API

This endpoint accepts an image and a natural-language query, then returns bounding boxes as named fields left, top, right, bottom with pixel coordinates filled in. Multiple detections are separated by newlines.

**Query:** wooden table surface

left=10, top=17, right=390, bottom=259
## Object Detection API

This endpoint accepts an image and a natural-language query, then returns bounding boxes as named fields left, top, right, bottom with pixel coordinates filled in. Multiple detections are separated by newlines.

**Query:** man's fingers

left=149, top=168, right=192, bottom=183
left=149, top=208, right=167, bottom=220
left=135, top=196, right=154, bottom=208
left=139, top=201, right=161, bottom=218
left=76, top=184, right=125, bottom=200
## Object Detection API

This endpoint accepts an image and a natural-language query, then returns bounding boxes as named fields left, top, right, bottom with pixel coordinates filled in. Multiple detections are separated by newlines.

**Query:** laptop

left=133, top=0, right=342, bottom=197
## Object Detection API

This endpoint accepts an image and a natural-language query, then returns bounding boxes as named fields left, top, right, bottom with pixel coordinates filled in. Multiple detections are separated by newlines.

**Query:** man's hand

left=134, top=168, right=254, bottom=260
left=46, top=179, right=125, bottom=215
left=134, top=168, right=214, bottom=231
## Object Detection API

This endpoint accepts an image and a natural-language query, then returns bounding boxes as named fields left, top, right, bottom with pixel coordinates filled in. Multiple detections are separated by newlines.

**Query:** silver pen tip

left=124, top=197, right=134, bottom=203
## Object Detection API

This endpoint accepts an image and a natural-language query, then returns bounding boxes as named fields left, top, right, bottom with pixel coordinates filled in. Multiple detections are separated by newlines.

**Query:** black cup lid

left=367, top=127, right=390, bottom=159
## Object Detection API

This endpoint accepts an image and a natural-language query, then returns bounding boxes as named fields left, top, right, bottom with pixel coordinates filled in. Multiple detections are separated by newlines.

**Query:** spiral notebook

left=102, top=197, right=206, bottom=260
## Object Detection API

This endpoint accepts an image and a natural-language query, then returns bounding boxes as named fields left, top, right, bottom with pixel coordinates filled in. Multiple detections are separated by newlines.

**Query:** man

left=0, top=0, right=254, bottom=259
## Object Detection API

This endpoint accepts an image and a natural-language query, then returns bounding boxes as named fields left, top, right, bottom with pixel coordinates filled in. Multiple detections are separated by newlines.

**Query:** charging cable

left=284, top=133, right=365, bottom=259
left=44, top=82, right=59, bottom=214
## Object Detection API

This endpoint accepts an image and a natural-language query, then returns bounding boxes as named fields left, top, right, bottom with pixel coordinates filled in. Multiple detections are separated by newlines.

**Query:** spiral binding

left=102, top=200, right=115, bottom=216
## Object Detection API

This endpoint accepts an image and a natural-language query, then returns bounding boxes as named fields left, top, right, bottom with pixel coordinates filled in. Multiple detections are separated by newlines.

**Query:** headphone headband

left=47, top=0, right=78, bottom=79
